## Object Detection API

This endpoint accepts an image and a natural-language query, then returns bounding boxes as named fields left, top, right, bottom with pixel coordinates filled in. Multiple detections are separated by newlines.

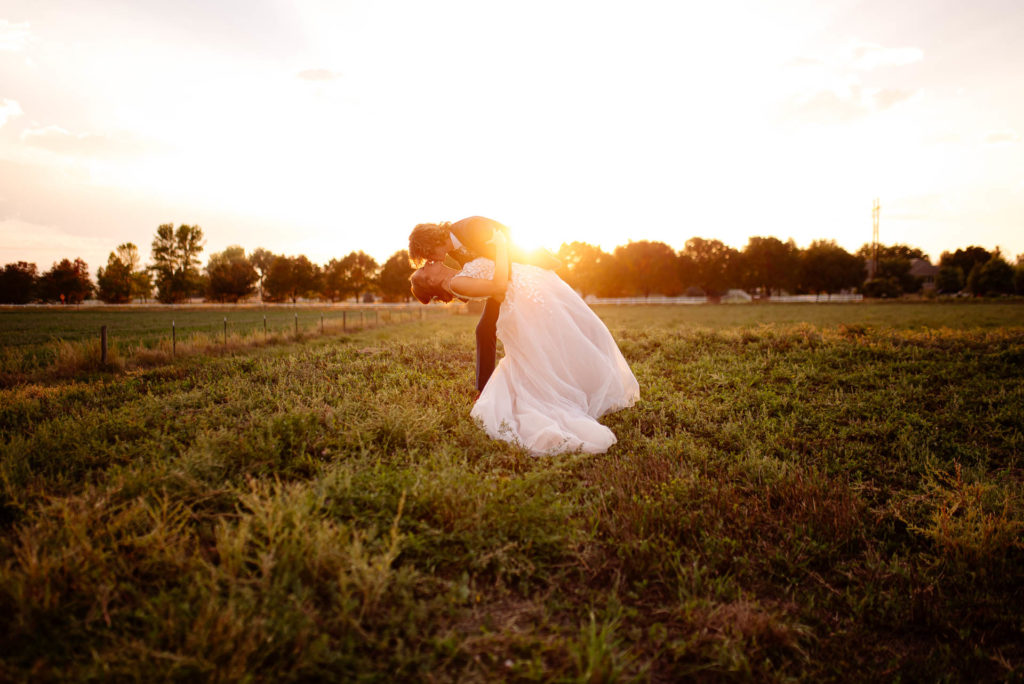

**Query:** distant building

left=910, top=258, right=939, bottom=292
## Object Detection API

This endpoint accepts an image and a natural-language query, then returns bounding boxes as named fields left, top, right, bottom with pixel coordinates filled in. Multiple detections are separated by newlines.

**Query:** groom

left=408, top=216, right=559, bottom=393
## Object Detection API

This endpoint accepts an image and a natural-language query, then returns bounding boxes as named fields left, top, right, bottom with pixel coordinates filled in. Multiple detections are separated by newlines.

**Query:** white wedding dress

left=455, top=258, right=640, bottom=456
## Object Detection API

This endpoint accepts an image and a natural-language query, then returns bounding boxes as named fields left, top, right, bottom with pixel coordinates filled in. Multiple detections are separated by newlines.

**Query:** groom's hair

left=408, top=222, right=451, bottom=266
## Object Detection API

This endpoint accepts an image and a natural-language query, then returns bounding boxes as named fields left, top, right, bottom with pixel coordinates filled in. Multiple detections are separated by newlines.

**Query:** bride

left=410, top=231, right=639, bottom=455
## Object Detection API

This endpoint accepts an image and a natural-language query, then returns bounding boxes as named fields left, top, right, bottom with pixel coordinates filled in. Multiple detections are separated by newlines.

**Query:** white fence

left=587, top=293, right=863, bottom=305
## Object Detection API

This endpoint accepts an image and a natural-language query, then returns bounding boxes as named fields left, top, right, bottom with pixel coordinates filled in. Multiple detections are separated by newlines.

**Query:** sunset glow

left=1, top=1, right=1023, bottom=273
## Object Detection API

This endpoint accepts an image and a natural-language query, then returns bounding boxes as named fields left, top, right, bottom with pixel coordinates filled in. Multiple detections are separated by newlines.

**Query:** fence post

left=320, top=313, right=324, bottom=334
left=263, top=315, right=267, bottom=341
left=172, top=320, right=176, bottom=358
left=343, top=310, right=347, bottom=332
left=360, top=310, right=364, bottom=328
left=223, top=317, right=227, bottom=346
left=294, top=312, right=298, bottom=337
left=100, top=325, right=107, bottom=365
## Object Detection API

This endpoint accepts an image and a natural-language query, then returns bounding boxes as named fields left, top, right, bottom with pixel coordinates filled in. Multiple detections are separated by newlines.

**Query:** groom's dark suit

left=447, top=217, right=511, bottom=392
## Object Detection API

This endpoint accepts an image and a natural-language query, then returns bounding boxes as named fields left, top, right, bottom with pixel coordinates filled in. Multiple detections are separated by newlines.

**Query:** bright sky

left=1, top=0, right=1022, bottom=276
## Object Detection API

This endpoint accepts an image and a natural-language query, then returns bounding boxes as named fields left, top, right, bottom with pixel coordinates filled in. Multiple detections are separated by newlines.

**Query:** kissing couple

left=408, top=216, right=639, bottom=456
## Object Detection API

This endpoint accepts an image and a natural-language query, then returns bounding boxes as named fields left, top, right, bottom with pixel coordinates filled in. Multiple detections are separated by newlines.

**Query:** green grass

left=593, top=299, right=1024, bottom=330
left=1, top=303, right=1022, bottom=681
left=0, top=304, right=443, bottom=379
left=0, top=304, right=427, bottom=348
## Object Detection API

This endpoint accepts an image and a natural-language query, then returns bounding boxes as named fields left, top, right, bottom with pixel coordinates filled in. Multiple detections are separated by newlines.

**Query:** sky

left=1, top=0, right=1022, bottom=276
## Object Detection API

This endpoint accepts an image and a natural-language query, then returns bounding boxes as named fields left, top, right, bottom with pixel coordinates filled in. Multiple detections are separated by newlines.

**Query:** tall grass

left=0, top=309, right=449, bottom=386
left=0, top=307, right=1022, bottom=680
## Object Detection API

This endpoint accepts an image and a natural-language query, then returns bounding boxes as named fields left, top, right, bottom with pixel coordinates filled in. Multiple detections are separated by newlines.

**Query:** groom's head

left=409, top=222, right=452, bottom=266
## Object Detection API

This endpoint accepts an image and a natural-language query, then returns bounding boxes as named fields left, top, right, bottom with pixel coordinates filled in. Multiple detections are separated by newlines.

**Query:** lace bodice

left=456, top=257, right=494, bottom=281
left=455, top=257, right=549, bottom=309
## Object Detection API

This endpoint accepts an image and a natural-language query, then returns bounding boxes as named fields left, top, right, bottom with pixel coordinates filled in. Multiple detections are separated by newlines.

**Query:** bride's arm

left=449, top=232, right=510, bottom=299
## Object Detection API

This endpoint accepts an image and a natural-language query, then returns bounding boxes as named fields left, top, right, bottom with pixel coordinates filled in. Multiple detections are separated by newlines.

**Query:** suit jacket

left=447, top=216, right=558, bottom=271
left=448, top=216, right=508, bottom=266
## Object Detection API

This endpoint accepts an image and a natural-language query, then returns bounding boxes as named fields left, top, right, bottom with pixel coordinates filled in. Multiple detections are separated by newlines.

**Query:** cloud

left=848, top=42, right=923, bottom=70
left=924, top=131, right=963, bottom=145
left=780, top=40, right=922, bottom=124
left=20, top=125, right=157, bottom=158
left=0, top=98, right=22, bottom=127
left=784, top=56, right=823, bottom=69
left=0, top=218, right=110, bottom=267
left=782, top=86, right=916, bottom=124
left=985, top=129, right=1020, bottom=144
left=0, top=19, right=32, bottom=52
left=784, top=89, right=866, bottom=123
left=873, top=88, right=914, bottom=109
left=297, top=68, right=341, bottom=81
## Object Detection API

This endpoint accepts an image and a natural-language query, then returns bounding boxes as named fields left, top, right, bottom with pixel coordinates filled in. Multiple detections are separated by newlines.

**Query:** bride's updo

left=408, top=222, right=452, bottom=267
left=410, top=262, right=454, bottom=304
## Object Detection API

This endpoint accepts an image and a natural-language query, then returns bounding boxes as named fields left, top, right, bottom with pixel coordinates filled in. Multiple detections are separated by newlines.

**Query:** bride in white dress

left=411, top=232, right=639, bottom=455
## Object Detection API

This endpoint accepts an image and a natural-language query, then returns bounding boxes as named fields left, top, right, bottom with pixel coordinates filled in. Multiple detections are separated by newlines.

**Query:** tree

left=861, top=277, right=902, bottom=299
left=339, top=251, right=379, bottom=301
left=799, top=240, right=864, bottom=294
left=96, top=252, right=133, bottom=303
left=741, top=236, right=799, bottom=296
left=378, top=250, right=415, bottom=302
left=292, top=256, right=321, bottom=301
left=940, top=246, right=991, bottom=280
left=556, top=242, right=607, bottom=297
left=935, top=265, right=964, bottom=294
left=250, top=247, right=275, bottom=301
left=681, top=238, right=739, bottom=296
left=97, top=243, right=148, bottom=303
left=115, top=243, right=153, bottom=301
left=321, top=258, right=351, bottom=302
left=613, top=240, right=682, bottom=298
left=0, top=262, right=38, bottom=304
left=206, top=245, right=258, bottom=302
left=149, top=223, right=205, bottom=303
left=38, top=258, right=93, bottom=304
left=966, top=252, right=1014, bottom=296
left=592, top=252, right=630, bottom=298
left=263, top=255, right=320, bottom=303
left=856, top=243, right=926, bottom=295
left=263, top=255, right=294, bottom=303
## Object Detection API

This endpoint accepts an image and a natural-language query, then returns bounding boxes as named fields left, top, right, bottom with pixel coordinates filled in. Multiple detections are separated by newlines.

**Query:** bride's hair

left=408, top=222, right=451, bottom=267
left=409, top=263, right=453, bottom=305
left=409, top=268, right=434, bottom=304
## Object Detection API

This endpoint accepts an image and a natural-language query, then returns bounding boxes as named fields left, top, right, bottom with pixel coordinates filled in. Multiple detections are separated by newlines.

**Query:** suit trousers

left=475, top=297, right=501, bottom=392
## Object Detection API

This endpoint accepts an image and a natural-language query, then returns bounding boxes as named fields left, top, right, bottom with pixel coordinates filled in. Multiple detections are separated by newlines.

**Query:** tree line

left=2, top=224, right=1024, bottom=305
left=0, top=224, right=416, bottom=305
left=555, top=238, right=1024, bottom=299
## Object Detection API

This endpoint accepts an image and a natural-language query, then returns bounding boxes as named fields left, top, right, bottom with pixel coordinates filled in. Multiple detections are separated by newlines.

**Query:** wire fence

left=98, top=305, right=458, bottom=362
left=0, top=303, right=464, bottom=374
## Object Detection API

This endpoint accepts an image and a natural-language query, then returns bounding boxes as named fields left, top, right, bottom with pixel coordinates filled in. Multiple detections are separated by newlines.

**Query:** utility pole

left=871, top=198, right=880, bottom=279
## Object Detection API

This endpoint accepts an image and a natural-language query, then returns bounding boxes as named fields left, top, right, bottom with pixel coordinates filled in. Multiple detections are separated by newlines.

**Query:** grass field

left=0, top=304, right=441, bottom=379
left=1, top=303, right=1022, bottom=680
